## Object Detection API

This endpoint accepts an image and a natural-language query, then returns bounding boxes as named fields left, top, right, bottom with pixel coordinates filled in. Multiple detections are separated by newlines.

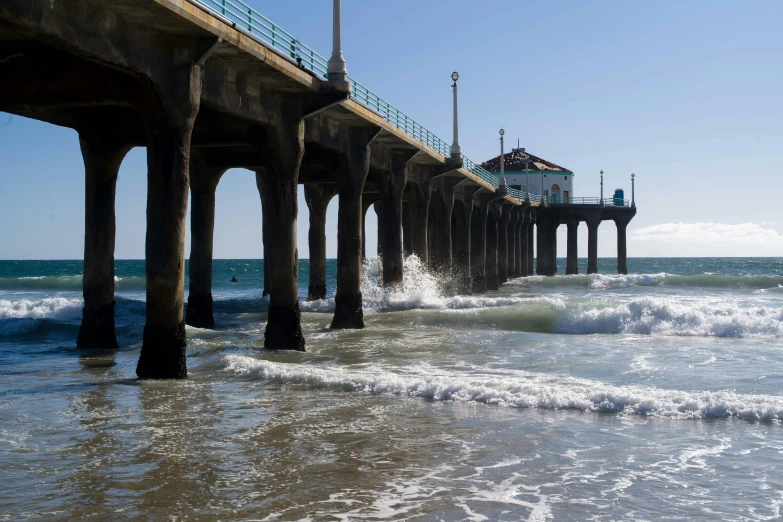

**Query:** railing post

left=248, top=9, right=252, bottom=32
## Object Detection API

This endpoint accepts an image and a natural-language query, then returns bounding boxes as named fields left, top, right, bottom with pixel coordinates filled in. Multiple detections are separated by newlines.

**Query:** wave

left=519, top=273, right=783, bottom=290
left=0, top=297, right=83, bottom=336
left=0, top=275, right=146, bottom=291
left=223, top=356, right=783, bottom=422
left=552, top=297, right=783, bottom=338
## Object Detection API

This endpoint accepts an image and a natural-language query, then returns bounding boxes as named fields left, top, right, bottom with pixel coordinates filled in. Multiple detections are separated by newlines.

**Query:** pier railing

left=189, top=0, right=537, bottom=202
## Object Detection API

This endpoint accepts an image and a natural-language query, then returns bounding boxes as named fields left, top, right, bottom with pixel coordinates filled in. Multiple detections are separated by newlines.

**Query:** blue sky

left=1, top=0, right=782, bottom=259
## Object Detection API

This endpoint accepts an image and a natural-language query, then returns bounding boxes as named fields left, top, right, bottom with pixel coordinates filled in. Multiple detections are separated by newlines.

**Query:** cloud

left=630, top=222, right=783, bottom=244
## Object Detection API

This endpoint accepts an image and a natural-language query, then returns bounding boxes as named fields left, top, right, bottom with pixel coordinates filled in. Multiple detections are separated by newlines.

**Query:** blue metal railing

left=189, top=0, right=554, bottom=204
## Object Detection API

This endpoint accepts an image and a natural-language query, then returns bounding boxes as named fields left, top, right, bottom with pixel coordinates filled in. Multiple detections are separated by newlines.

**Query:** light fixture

left=451, top=71, right=459, bottom=82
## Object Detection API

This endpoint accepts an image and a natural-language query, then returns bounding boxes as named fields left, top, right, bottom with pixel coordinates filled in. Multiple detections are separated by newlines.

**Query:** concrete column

left=486, top=201, right=502, bottom=290
left=587, top=218, right=600, bottom=275
left=498, top=204, right=511, bottom=284
left=452, top=186, right=475, bottom=294
left=136, top=65, right=201, bottom=379
left=470, top=199, right=488, bottom=293
left=77, top=131, right=131, bottom=349
left=304, top=184, right=336, bottom=300
left=431, top=178, right=458, bottom=287
left=526, top=212, right=535, bottom=276
left=256, top=114, right=306, bottom=351
left=616, top=219, right=629, bottom=275
left=186, top=152, right=226, bottom=329
left=406, top=179, right=431, bottom=265
left=377, top=151, right=409, bottom=287
left=536, top=217, right=551, bottom=276
left=402, top=201, right=412, bottom=256
left=331, top=128, right=377, bottom=329
left=507, top=207, right=518, bottom=279
left=519, top=209, right=529, bottom=277
left=566, top=220, right=579, bottom=275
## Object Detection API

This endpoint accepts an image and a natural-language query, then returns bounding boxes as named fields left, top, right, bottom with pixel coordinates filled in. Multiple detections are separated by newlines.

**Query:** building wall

left=504, top=172, right=574, bottom=202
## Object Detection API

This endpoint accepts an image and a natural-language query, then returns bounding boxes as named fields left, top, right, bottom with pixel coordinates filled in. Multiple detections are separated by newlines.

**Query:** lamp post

left=631, top=173, right=635, bottom=207
left=450, top=71, right=461, bottom=159
left=524, top=156, right=530, bottom=202
left=499, top=128, right=507, bottom=192
left=327, top=0, right=348, bottom=82
left=600, top=170, right=604, bottom=206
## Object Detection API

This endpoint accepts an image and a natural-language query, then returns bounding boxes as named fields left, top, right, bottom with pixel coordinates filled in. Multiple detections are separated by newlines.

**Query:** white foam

left=554, top=296, right=783, bottom=338
left=0, top=297, right=82, bottom=320
left=0, top=297, right=83, bottom=336
left=589, top=273, right=669, bottom=289
left=301, top=255, right=530, bottom=313
left=223, top=355, right=783, bottom=422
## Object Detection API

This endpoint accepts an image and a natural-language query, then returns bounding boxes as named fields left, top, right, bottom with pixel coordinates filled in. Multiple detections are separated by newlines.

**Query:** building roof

left=481, top=149, right=572, bottom=174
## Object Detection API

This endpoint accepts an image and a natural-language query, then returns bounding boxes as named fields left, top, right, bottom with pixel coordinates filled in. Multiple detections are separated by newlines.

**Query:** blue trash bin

left=613, top=188, right=624, bottom=206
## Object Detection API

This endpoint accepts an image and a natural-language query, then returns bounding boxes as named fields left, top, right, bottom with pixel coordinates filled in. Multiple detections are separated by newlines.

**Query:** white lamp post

left=600, top=170, right=604, bottom=206
left=631, top=173, right=636, bottom=207
left=450, top=71, right=461, bottom=159
left=327, top=0, right=348, bottom=82
left=499, top=128, right=507, bottom=191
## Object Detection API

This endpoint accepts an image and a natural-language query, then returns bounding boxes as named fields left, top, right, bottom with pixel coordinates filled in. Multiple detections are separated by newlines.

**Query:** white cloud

left=631, top=222, right=783, bottom=245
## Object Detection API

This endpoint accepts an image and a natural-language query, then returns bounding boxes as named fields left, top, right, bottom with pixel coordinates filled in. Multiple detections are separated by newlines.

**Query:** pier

left=0, top=0, right=635, bottom=378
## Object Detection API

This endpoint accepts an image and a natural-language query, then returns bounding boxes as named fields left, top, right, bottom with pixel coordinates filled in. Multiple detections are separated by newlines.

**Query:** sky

left=1, top=0, right=782, bottom=259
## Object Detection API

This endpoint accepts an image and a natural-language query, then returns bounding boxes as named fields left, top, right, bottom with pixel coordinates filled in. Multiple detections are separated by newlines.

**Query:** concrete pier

left=186, top=152, right=227, bottom=329
left=331, top=128, right=378, bottom=330
left=0, top=0, right=638, bottom=379
left=136, top=65, right=202, bottom=380
left=256, top=110, right=306, bottom=351
left=566, top=220, right=579, bottom=276
left=587, top=217, right=600, bottom=275
left=485, top=200, right=502, bottom=291
left=431, top=178, right=459, bottom=289
left=510, top=207, right=521, bottom=279
left=77, top=130, right=131, bottom=349
left=304, top=184, right=336, bottom=300
left=470, top=197, right=489, bottom=293
left=453, top=185, right=476, bottom=293
left=498, top=204, right=511, bottom=284
left=376, top=151, right=411, bottom=287
left=406, top=172, right=431, bottom=266
left=519, top=209, right=529, bottom=277
left=615, top=215, right=632, bottom=275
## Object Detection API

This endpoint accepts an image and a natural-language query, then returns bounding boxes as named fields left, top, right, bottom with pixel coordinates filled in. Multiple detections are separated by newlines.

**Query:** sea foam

left=0, top=297, right=82, bottom=336
left=555, top=297, right=783, bottom=338
left=223, top=356, right=783, bottom=422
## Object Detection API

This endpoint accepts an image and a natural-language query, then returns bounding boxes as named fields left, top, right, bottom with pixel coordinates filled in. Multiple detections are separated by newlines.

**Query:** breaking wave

left=553, top=297, right=783, bottom=338
left=224, top=356, right=783, bottom=422
left=0, top=297, right=83, bottom=336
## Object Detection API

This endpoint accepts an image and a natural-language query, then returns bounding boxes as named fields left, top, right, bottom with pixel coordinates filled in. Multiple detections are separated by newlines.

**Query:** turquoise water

left=1, top=257, right=782, bottom=520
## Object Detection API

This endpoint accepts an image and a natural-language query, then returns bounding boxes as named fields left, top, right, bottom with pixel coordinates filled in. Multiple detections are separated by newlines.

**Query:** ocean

left=1, top=257, right=782, bottom=520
